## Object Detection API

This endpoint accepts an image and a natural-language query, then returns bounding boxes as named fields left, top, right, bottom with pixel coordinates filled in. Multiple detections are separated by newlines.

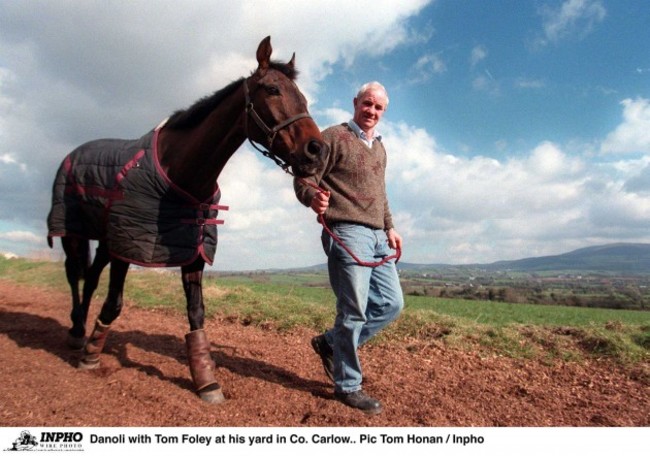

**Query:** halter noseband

left=243, top=78, right=311, bottom=173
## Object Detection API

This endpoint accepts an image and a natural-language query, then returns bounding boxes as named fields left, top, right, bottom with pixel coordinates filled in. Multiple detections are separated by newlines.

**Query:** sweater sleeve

left=293, top=128, right=336, bottom=208
left=293, top=125, right=343, bottom=209
left=293, top=175, right=320, bottom=208
left=384, top=199, right=394, bottom=231
left=379, top=141, right=394, bottom=231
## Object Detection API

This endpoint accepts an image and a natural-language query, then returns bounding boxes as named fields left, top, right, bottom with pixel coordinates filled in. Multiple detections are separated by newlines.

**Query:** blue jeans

left=321, top=223, right=404, bottom=393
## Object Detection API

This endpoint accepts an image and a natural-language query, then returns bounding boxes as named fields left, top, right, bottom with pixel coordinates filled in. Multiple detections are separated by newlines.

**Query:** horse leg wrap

left=185, top=329, right=225, bottom=404
left=78, top=319, right=111, bottom=370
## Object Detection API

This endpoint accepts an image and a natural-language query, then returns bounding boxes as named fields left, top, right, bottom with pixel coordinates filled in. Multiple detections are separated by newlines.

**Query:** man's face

left=352, top=88, right=387, bottom=134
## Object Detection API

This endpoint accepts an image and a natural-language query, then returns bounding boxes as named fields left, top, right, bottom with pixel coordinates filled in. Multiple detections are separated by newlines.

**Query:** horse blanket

left=47, top=126, right=227, bottom=267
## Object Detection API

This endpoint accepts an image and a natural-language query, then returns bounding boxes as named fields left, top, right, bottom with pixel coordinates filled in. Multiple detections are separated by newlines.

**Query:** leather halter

left=243, top=78, right=312, bottom=172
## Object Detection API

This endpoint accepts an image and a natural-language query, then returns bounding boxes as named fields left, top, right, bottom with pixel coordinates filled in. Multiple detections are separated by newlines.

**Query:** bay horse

left=46, top=36, right=328, bottom=403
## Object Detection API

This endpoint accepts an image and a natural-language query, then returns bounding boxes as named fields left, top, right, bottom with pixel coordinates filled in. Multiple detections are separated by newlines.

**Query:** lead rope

left=298, top=178, right=401, bottom=268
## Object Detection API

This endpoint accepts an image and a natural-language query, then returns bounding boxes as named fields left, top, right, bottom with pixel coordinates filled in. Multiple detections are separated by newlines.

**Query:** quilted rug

left=47, top=126, right=227, bottom=267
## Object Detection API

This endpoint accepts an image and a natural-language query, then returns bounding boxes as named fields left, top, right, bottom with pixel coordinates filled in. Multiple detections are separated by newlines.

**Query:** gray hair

left=356, top=81, right=389, bottom=106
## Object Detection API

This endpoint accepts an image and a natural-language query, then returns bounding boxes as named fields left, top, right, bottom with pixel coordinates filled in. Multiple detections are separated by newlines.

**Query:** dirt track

left=0, top=280, right=648, bottom=427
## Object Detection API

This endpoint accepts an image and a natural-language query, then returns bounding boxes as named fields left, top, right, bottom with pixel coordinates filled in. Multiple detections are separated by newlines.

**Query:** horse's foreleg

left=68, top=242, right=111, bottom=348
left=96, top=258, right=129, bottom=325
left=183, top=258, right=206, bottom=331
left=79, top=259, right=129, bottom=370
left=182, top=259, right=225, bottom=404
left=61, top=237, right=90, bottom=349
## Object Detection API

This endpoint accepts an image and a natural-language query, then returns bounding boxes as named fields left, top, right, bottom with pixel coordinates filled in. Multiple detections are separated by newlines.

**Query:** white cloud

left=411, top=53, right=447, bottom=83
left=472, top=70, right=500, bottom=95
left=624, top=160, right=650, bottom=195
left=0, top=231, right=41, bottom=243
left=537, top=0, right=606, bottom=46
left=601, top=98, right=650, bottom=154
left=515, top=78, right=546, bottom=89
left=469, top=45, right=487, bottom=67
left=213, top=147, right=324, bottom=270
left=0, top=154, right=16, bottom=165
left=0, top=0, right=431, bottom=159
left=527, top=141, right=584, bottom=178
left=377, top=112, right=649, bottom=265
left=321, top=107, right=352, bottom=127
left=0, top=0, right=433, bottom=270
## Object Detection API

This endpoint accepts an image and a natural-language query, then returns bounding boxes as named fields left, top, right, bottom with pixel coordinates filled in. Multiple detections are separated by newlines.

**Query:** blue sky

left=1, top=0, right=649, bottom=270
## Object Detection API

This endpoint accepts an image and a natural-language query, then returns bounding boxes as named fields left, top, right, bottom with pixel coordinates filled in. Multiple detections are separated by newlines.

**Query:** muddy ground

left=0, top=280, right=647, bottom=427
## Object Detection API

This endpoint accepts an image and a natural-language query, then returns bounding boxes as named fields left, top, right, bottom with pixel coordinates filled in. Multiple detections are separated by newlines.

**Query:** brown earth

left=0, top=279, right=648, bottom=427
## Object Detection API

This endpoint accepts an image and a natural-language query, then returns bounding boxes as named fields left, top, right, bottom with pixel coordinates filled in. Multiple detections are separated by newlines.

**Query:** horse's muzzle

left=305, top=139, right=327, bottom=159
left=296, top=140, right=329, bottom=177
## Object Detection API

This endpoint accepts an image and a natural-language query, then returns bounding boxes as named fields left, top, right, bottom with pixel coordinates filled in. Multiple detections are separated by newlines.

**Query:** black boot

left=335, top=390, right=382, bottom=415
left=311, top=334, right=334, bottom=381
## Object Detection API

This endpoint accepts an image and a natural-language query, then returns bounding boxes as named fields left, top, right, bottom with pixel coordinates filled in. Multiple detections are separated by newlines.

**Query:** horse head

left=244, top=36, right=328, bottom=178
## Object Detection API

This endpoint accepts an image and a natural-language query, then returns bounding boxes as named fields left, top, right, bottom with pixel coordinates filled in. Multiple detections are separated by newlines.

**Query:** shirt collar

left=348, top=120, right=382, bottom=146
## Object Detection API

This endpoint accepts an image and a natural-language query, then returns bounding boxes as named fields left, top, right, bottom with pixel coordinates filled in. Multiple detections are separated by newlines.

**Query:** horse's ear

left=256, top=36, right=272, bottom=72
left=288, top=52, right=296, bottom=69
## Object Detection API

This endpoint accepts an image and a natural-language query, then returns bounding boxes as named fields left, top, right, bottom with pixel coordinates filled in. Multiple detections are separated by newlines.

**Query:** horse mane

left=165, top=60, right=298, bottom=130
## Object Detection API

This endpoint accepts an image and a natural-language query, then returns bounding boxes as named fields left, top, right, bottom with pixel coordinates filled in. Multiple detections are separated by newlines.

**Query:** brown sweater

left=294, top=123, right=394, bottom=231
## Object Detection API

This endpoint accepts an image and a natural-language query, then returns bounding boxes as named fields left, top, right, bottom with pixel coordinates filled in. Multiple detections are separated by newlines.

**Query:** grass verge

left=1, top=257, right=648, bottom=367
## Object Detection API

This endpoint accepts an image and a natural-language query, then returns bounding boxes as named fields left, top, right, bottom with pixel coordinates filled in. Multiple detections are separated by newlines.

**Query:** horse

left=46, top=36, right=328, bottom=404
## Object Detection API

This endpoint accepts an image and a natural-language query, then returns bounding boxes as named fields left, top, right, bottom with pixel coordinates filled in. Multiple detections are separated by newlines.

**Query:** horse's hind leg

left=68, top=241, right=111, bottom=348
left=61, top=237, right=90, bottom=349
left=79, top=258, right=129, bottom=369
left=182, top=258, right=225, bottom=404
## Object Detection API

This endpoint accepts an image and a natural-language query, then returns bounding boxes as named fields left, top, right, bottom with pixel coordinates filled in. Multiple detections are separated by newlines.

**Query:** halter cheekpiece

left=243, top=78, right=311, bottom=173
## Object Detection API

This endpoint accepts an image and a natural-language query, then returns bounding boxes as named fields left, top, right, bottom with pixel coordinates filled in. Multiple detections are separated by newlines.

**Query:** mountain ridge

left=289, top=243, right=650, bottom=275
left=483, top=242, right=650, bottom=273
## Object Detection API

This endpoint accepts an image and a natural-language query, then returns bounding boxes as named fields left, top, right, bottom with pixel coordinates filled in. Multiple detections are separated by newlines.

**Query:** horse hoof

left=77, top=359, right=100, bottom=370
left=198, top=387, right=226, bottom=404
left=67, top=334, right=87, bottom=351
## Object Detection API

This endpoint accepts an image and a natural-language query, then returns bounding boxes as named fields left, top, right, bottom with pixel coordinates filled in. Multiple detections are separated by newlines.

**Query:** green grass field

left=1, top=257, right=648, bottom=365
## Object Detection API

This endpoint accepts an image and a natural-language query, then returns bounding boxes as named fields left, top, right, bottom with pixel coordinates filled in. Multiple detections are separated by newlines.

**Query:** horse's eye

left=265, top=85, right=281, bottom=96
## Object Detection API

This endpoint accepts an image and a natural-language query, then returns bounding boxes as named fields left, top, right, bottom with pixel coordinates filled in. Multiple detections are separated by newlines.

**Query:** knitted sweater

left=294, top=123, right=394, bottom=231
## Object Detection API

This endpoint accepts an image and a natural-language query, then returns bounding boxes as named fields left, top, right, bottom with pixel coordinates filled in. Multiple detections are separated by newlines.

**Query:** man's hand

left=386, top=228, right=403, bottom=250
left=311, top=190, right=330, bottom=215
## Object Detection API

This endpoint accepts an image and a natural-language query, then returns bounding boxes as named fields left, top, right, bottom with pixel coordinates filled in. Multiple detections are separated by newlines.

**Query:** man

left=294, top=81, right=404, bottom=415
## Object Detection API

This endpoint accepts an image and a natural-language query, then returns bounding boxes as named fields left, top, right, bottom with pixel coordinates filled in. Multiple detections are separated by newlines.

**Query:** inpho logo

left=4, top=430, right=38, bottom=451
left=3, top=430, right=85, bottom=452
left=40, top=432, right=83, bottom=443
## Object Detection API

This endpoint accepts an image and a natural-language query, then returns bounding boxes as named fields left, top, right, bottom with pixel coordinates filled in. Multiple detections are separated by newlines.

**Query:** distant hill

left=482, top=243, right=650, bottom=274
left=398, top=243, right=650, bottom=275
left=290, top=243, right=650, bottom=275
